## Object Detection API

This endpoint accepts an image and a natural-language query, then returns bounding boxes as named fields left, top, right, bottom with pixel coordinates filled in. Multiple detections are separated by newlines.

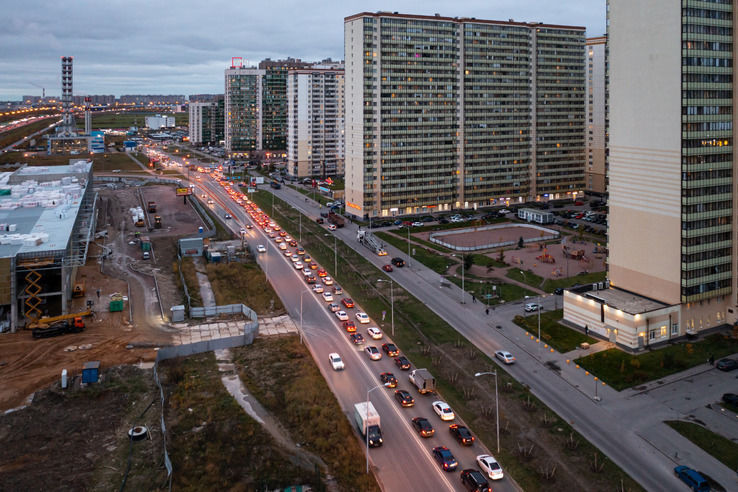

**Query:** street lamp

left=324, top=233, right=337, bottom=276
left=365, top=383, right=391, bottom=473
left=474, top=371, right=500, bottom=453
left=454, top=254, right=466, bottom=304
left=377, top=279, right=394, bottom=336
left=407, top=225, right=411, bottom=267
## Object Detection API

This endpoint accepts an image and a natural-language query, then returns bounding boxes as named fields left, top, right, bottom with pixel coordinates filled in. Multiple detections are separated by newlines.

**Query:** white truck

left=408, top=368, right=436, bottom=394
left=354, top=402, right=383, bottom=447
left=357, top=230, right=387, bottom=256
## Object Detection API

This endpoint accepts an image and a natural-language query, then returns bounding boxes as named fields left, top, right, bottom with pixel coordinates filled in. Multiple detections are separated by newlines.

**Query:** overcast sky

left=1, top=0, right=606, bottom=100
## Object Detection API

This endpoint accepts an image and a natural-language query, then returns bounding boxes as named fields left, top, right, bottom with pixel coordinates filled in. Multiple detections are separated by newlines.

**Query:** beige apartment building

left=585, top=36, right=607, bottom=195
left=344, top=12, right=586, bottom=220
left=564, top=0, right=736, bottom=350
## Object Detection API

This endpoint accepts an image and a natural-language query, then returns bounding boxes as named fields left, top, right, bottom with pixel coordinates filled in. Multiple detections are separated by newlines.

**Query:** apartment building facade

left=585, top=36, right=607, bottom=195
left=224, top=66, right=264, bottom=155
left=189, top=98, right=225, bottom=145
left=286, top=68, right=345, bottom=177
left=344, top=12, right=585, bottom=219
left=563, top=0, right=736, bottom=350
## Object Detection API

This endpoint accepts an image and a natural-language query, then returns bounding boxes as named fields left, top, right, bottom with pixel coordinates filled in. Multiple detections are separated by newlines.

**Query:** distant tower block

left=60, top=56, right=75, bottom=136
left=84, top=96, right=91, bottom=134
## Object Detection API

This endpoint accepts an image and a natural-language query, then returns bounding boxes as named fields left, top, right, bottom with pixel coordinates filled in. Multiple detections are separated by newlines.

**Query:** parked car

left=460, top=469, right=491, bottom=492
left=411, top=417, right=435, bottom=437
left=716, top=358, right=738, bottom=371
left=524, top=303, right=540, bottom=312
left=673, top=465, right=709, bottom=492
left=476, top=454, right=504, bottom=480
left=432, top=401, right=455, bottom=421
left=722, top=393, right=738, bottom=406
left=328, top=353, right=344, bottom=371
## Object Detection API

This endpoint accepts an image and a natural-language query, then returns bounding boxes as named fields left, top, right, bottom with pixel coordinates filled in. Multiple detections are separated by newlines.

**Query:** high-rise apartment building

left=286, top=67, right=345, bottom=177
left=224, top=65, right=264, bottom=155
left=344, top=12, right=585, bottom=219
left=585, top=36, right=607, bottom=195
left=563, top=0, right=735, bottom=350
left=189, top=97, right=225, bottom=145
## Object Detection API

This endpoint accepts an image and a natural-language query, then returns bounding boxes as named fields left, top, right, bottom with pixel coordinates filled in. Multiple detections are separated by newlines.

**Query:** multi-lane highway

left=192, top=171, right=518, bottom=492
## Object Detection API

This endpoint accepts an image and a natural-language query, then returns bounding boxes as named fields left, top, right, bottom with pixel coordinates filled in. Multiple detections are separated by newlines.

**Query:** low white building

left=517, top=208, right=554, bottom=224
left=146, top=114, right=176, bottom=130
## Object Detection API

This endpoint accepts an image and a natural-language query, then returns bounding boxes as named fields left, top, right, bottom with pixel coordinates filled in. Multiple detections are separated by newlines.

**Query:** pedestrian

left=585, top=325, right=589, bottom=336
left=472, top=295, right=476, bottom=303
left=485, top=307, right=489, bottom=316
left=709, top=354, right=715, bottom=366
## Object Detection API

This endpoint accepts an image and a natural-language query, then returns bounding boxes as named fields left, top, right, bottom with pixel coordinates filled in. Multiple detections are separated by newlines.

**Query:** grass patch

left=233, top=337, right=379, bottom=491
left=471, top=253, right=507, bottom=269
left=178, top=257, right=203, bottom=306
left=0, top=118, right=57, bottom=149
left=206, top=262, right=284, bottom=315
left=576, top=333, right=738, bottom=390
left=447, top=276, right=536, bottom=304
left=75, top=111, right=188, bottom=130
left=161, top=353, right=316, bottom=490
left=541, top=271, right=607, bottom=293
left=506, top=267, right=545, bottom=289
left=513, top=310, right=597, bottom=353
left=91, top=153, right=144, bottom=172
left=374, top=230, right=449, bottom=274
left=666, top=420, right=738, bottom=471
left=288, top=185, right=333, bottom=206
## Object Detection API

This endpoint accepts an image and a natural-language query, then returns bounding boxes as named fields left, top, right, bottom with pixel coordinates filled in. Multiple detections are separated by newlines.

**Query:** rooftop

left=581, top=287, right=672, bottom=315
left=0, top=161, right=91, bottom=258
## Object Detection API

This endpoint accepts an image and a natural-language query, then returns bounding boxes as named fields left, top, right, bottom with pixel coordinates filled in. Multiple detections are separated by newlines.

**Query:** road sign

left=175, top=187, right=192, bottom=196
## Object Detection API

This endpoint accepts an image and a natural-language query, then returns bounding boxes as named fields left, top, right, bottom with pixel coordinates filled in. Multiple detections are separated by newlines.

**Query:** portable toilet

left=82, top=361, right=100, bottom=384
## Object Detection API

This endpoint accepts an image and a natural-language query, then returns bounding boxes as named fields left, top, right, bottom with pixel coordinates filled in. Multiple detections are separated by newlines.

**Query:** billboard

left=175, top=187, right=192, bottom=196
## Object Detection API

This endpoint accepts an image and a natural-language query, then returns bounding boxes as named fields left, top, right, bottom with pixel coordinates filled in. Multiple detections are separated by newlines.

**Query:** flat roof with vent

left=583, top=287, right=670, bottom=315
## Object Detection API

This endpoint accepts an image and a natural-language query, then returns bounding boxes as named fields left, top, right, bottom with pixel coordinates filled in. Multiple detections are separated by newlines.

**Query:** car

left=224, top=213, right=231, bottom=219
left=239, top=228, right=247, bottom=235
left=333, top=285, right=343, bottom=295
left=245, top=224, right=253, bottom=229
left=327, top=303, right=341, bottom=313
left=524, top=302, right=540, bottom=312
left=341, top=298, right=355, bottom=309
left=432, top=446, right=458, bottom=472
left=382, top=264, right=393, bottom=272
left=291, top=254, right=299, bottom=262
left=383, top=343, right=399, bottom=357
left=356, top=312, right=370, bottom=324
left=327, top=224, right=337, bottom=231
left=316, top=217, right=324, bottom=224
left=367, top=327, right=382, bottom=340
left=476, top=454, right=504, bottom=481
left=674, top=465, right=709, bottom=492
left=365, top=346, right=382, bottom=360
left=411, top=221, right=424, bottom=227
left=312, top=283, right=324, bottom=294
left=278, top=242, right=287, bottom=250
left=207, top=199, right=214, bottom=204
left=309, top=262, right=319, bottom=270
left=716, top=358, right=738, bottom=371
left=294, top=261, right=303, bottom=269
left=349, top=333, right=365, bottom=345
left=302, top=268, right=312, bottom=276
left=284, top=250, right=293, bottom=257
left=395, top=356, right=411, bottom=370
left=274, top=237, right=283, bottom=243
left=391, top=257, right=405, bottom=267
left=449, top=424, right=475, bottom=446
left=297, top=247, right=305, bottom=255
left=322, top=291, right=334, bottom=302
left=305, top=275, right=317, bottom=284
left=256, top=244, right=266, bottom=253
left=722, top=393, right=738, bottom=406
left=499, top=209, right=511, bottom=214
left=554, top=287, right=564, bottom=295
left=379, top=372, right=398, bottom=388
left=317, top=268, right=328, bottom=277
left=328, top=352, right=344, bottom=371
left=335, top=310, right=349, bottom=321
left=395, top=389, right=415, bottom=407
left=303, top=255, right=312, bottom=263
left=288, top=239, right=297, bottom=247
left=460, top=469, right=491, bottom=492
left=411, top=417, right=435, bottom=437
left=279, top=231, right=287, bottom=237
left=495, top=350, right=516, bottom=365
left=343, top=320, right=357, bottom=332
left=323, top=276, right=334, bottom=285
left=432, top=401, right=455, bottom=421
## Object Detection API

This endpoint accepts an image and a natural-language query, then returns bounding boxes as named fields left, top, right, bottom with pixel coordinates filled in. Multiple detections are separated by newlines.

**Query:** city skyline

left=1, top=0, right=605, bottom=100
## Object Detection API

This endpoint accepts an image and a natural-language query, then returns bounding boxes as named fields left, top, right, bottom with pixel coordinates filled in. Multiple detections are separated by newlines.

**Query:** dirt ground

left=0, top=183, right=207, bottom=412
left=429, top=223, right=550, bottom=247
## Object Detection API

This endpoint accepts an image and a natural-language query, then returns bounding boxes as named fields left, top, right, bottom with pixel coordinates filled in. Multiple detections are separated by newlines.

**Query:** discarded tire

left=128, top=426, right=148, bottom=441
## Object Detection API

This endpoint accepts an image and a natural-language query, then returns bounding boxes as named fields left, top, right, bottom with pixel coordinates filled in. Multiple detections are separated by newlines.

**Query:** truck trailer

left=354, top=402, right=383, bottom=447
left=328, top=211, right=345, bottom=228
left=408, top=368, right=436, bottom=394
left=357, top=230, right=387, bottom=256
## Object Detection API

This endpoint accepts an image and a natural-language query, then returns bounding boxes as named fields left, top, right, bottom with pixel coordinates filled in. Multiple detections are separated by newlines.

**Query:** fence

left=152, top=306, right=258, bottom=489
left=429, top=223, right=559, bottom=251
left=190, top=303, right=259, bottom=321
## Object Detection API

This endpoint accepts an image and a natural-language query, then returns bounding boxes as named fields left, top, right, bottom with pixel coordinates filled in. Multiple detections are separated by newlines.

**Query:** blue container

left=82, top=361, right=100, bottom=384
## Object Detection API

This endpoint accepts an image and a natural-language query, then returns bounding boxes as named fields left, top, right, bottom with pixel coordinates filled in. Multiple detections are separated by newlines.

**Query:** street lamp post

left=474, top=371, right=500, bottom=454
left=454, top=254, right=466, bottom=304
left=407, top=225, right=411, bottom=266
left=365, top=383, right=390, bottom=473
left=377, top=279, right=394, bottom=336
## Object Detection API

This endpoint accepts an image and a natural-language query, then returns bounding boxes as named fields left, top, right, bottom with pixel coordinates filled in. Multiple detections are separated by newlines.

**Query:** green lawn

left=447, top=276, right=536, bottom=304
left=666, top=420, right=738, bottom=471
left=374, top=230, right=449, bottom=274
left=506, top=267, right=545, bottom=289
left=471, top=253, right=507, bottom=269
left=513, top=310, right=597, bottom=353
left=0, top=118, right=57, bottom=149
left=541, top=271, right=607, bottom=293
left=576, top=334, right=738, bottom=390
left=91, top=153, right=144, bottom=172
left=76, top=111, right=188, bottom=129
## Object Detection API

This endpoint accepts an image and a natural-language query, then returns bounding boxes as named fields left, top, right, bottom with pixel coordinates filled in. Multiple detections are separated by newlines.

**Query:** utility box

left=140, top=236, right=152, bottom=251
left=171, top=305, right=185, bottom=322
left=82, top=361, right=100, bottom=384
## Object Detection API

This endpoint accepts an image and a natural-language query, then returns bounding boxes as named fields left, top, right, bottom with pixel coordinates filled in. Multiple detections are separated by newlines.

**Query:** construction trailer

left=0, top=161, right=96, bottom=332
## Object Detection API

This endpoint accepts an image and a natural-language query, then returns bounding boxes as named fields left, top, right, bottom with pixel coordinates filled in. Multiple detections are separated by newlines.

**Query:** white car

left=322, top=291, right=334, bottom=302
left=367, top=327, right=382, bottom=340
left=312, top=284, right=324, bottom=294
left=355, top=312, right=370, bottom=324
left=239, top=228, right=247, bottom=236
left=256, top=244, right=266, bottom=253
left=476, top=454, right=504, bottom=480
left=328, top=352, right=344, bottom=371
left=524, top=303, right=540, bottom=312
left=278, top=242, right=287, bottom=250
left=327, top=303, right=341, bottom=313
left=294, top=261, right=303, bottom=269
left=335, top=310, right=349, bottom=321
left=365, top=346, right=382, bottom=361
left=432, top=401, right=455, bottom=421
left=302, top=268, right=312, bottom=276
left=327, top=224, right=337, bottom=231
left=291, top=254, right=299, bottom=262
left=499, top=209, right=511, bottom=214
left=323, top=276, right=334, bottom=286
left=495, top=350, right=516, bottom=365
